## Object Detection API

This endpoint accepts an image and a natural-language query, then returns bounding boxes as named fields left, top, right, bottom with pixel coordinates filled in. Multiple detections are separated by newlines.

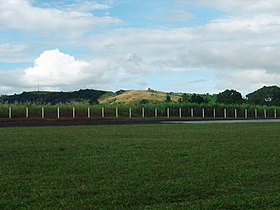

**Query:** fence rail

left=0, top=106, right=279, bottom=120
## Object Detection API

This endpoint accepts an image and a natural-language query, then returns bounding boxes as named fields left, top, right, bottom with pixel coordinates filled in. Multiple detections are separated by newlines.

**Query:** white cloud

left=86, top=13, right=280, bottom=93
left=2, top=0, right=280, bottom=94
left=0, top=49, right=112, bottom=92
left=0, top=0, right=121, bottom=34
left=196, top=0, right=280, bottom=15
left=168, top=11, right=194, bottom=21
left=40, top=1, right=111, bottom=12
left=0, top=43, right=31, bottom=63
left=0, top=43, right=25, bottom=54
left=217, top=69, right=280, bottom=94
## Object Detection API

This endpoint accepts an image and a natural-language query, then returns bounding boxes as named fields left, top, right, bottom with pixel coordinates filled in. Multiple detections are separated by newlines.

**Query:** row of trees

left=217, top=86, right=280, bottom=106
left=0, top=89, right=106, bottom=105
left=166, top=86, right=280, bottom=106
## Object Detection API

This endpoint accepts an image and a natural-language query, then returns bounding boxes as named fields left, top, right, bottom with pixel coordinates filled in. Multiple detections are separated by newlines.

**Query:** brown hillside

left=99, top=90, right=181, bottom=104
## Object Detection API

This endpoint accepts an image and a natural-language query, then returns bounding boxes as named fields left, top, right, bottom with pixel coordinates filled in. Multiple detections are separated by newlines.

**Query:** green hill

left=0, top=89, right=109, bottom=104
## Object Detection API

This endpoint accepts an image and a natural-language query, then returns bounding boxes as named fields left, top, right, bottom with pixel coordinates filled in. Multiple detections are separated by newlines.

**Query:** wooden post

left=42, top=107, right=44, bottom=119
left=9, top=107, right=12, bottom=119
left=73, top=107, right=75, bottom=119
left=116, top=107, right=119, bottom=118
left=167, top=108, right=170, bottom=118
left=255, top=109, right=258, bottom=118
left=179, top=108, right=182, bottom=118
left=102, top=107, right=105, bottom=118
left=224, top=109, right=227, bottom=119
left=155, top=108, right=158, bottom=118
left=235, top=109, right=237, bottom=119
left=275, top=109, right=277, bottom=119
left=57, top=107, right=60, bottom=119
left=264, top=109, right=267, bottom=119
left=191, top=108, right=194, bottom=118
left=87, top=107, right=90, bottom=118
left=245, top=109, right=248, bottom=119
left=213, top=108, right=216, bottom=119
left=202, top=108, right=205, bottom=119
left=142, top=108, right=145, bottom=118
left=129, top=108, right=132, bottom=118
left=26, top=107, right=29, bottom=119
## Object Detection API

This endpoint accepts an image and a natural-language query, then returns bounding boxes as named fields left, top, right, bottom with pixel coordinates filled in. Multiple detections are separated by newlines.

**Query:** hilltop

left=99, top=89, right=182, bottom=104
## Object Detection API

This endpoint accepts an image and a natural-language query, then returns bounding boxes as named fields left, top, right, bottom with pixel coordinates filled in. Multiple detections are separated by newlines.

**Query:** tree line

left=167, top=86, right=280, bottom=106
left=1, top=86, right=280, bottom=106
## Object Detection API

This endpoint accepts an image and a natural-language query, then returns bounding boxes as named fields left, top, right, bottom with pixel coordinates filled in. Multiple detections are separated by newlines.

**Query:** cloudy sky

left=0, top=0, right=280, bottom=95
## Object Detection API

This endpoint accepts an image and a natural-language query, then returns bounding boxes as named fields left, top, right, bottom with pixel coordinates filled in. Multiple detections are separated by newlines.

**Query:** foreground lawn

left=1, top=123, right=280, bottom=209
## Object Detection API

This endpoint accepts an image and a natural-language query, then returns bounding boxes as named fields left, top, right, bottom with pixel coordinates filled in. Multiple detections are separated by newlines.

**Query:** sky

left=0, top=0, right=280, bottom=95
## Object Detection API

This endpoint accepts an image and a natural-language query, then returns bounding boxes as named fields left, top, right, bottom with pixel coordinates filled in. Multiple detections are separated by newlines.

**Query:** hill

left=0, top=89, right=108, bottom=104
left=99, top=90, right=182, bottom=104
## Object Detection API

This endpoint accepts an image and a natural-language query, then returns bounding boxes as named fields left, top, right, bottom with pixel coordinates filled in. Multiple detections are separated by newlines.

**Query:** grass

left=1, top=123, right=280, bottom=209
left=99, top=90, right=181, bottom=104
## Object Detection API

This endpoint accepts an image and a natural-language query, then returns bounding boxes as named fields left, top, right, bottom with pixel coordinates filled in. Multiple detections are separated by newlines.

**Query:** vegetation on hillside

left=0, top=89, right=108, bottom=105
left=247, top=86, right=280, bottom=106
left=0, top=86, right=280, bottom=107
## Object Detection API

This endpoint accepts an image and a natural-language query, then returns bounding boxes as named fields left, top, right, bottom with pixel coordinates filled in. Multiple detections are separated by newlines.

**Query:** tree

left=216, top=89, right=243, bottom=104
left=139, top=99, right=150, bottom=104
left=246, top=86, right=280, bottom=106
left=181, top=93, right=190, bottom=102
left=189, top=94, right=205, bottom=104
left=89, top=97, right=99, bottom=105
left=165, top=94, right=171, bottom=103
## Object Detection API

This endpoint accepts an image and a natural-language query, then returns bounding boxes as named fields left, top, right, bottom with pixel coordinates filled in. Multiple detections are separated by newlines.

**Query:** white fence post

left=191, top=108, right=194, bottom=118
left=102, top=107, right=105, bottom=118
left=9, top=107, right=12, bottom=119
left=264, top=109, right=267, bottom=119
left=202, top=108, right=205, bottom=119
left=235, top=109, right=237, bottom=119
left=255, top=109, right=258, bottom=118
left=179, top=108, right=182, bottom=118
left=129, top=108, right=132, bottom=118
left=116, top=107, right=119, bottom=118
left=155, top=108, right=157, bottom=118
left=224, top=109, right=227, bottom=119
left=213, top=108, right=216, bottom=119
left=73, top=107, right=75, bottom=119
left=26, top=107, right=29, bottom=119
left=142, top=108, right=145, bottom=118
left=275, top=109, right=277, bottom=119
left=42, top=107, right=44, bottom=119
left=245, top=109, right=248, bottom=119
left=57, top=107, right=60, bottom=119
left=87, top=107, right=90, bottom=118
left=167, top=108, right=170, bottom=118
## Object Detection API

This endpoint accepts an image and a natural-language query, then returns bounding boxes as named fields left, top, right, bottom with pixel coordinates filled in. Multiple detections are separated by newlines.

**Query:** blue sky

left=1, top=0, right=280, bottom=95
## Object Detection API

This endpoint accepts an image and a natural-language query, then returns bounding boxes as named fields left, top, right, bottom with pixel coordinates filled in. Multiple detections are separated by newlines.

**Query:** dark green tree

left=189, top=94, right=205, bottom=104
left=181, top=93, right=190, bottom=102
left=165, top=94, right=171, bottom=103
left=246, top=86, right=280, bottom=106
left=216, top=89, right=243, bottom=104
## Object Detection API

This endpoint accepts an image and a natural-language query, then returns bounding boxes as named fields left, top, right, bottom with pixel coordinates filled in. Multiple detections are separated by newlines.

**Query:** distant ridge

left=0, top=89, right=109, bottom=105
left=1, top=86, right=280, bottom=106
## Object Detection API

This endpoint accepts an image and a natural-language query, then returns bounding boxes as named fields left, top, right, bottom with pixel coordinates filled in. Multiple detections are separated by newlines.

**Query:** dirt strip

left=0, top=118, right=280, bottom=128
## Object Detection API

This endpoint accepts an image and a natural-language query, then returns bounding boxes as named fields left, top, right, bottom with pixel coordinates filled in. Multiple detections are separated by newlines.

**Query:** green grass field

left=1, top=123, right=280, bottom=209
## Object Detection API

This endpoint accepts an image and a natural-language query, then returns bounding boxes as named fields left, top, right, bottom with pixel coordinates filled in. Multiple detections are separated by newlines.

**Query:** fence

left=0, top=105, right=279, bottom=120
